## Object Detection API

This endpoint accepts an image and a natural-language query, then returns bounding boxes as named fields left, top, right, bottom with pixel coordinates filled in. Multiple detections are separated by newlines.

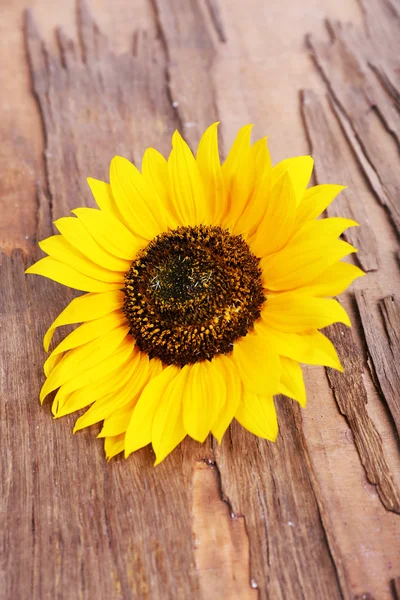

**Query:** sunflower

left=26, top=123, right=364, bottom=464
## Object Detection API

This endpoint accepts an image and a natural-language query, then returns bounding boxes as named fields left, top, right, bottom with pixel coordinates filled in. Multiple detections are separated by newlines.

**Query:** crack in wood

left=213, top=405, right=345, bottom=599
left=359, top=0, right=400, bottom=111
left=192, top=461, right=258, bottom=600
left=324, top=318, right=400, bottom=514
left=0, top=0, right=396, bottom=598
left=355, top=290, right=400, bottom=440
left=151, top=0, right=222, bottom=150
left=204, top=0, right=227, bottom=43
left=391, top=576, right=400, bottom=600
left=307, top=17, right=400, bottom=235
left=25, top=0, right=179, bottom=229
left=300, top=88, right=378, bottom=272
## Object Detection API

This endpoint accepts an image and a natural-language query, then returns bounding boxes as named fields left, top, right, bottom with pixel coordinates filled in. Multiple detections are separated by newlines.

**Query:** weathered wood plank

left=1, top=248, right=205, bottom=598
left=24, top=2, right=178, bottom=222
left=360, top=0, right=400, bottom=110
left=301, top=85, right=400, bottom=513
left=3, top=6, right=202, bottom=600
left=301, top=88, right=378, bottom=272
left=324, top=320, right=400, bottom=513
left=152, top=0, right=221, bottom=149
left=214, top=403, right=346, bottom=600
left=19, top=4, right=347, bottom=599
left=192, top=461, right=257, bottom=599
left=307, top=18, right=400, bottom=234
left=392, top=576, right=400, bottom=600
left=1, top=0, right=400, bottom=598
left=355, top=291, right=400, bottom=439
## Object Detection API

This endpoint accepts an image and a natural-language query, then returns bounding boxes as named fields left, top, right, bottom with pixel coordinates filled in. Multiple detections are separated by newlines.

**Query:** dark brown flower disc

left=123, top=225, right=265, bottom=367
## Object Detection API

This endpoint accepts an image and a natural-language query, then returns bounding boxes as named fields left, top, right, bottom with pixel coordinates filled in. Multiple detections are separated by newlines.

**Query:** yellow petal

left=299, top=261, right=365, bottom=297
left=72, top=352, right=146, bottom=427
left=124, top=364, right=179, bottom=457
left=152, top=367, right=188, bottom=465
left=294, top=217, right=359, bottom=241
left=110, top=156, right=169, bottom=239
left=52, top=340, right=135, bottom=416
left=250, top=168, right=297, bottom=257
left=168, top=131, right=207, bottom=225
left=40, top=324, right=130, bottom=402
left=26, top=257, right=122, bottom=293
left=68, top=352, right=140, bottom=417
left=279, top=357, right=306, bottom=407
left=222, top=125, right=255, bottom=229
left=44, top=352, right=64, bottom=378
left=73, top=391, right=115, bottom=428
left=44, top=310, right=127, bottom=375
left=104, top=433, right=125, bottom=460
left=183, top=361, right=225, bottom=443
left=72, top=207, right=143, bottom=260
left=73, top=385, right=128, bottom=430
left=211, top=355, right=241, bottom=444
left=100, top=400, right=138, bottom=438
left=295, top=184, right=346, bottom=226
left=87, top=177, right=120, bottom=217
left=222, top=124, right=253, bottom=187
left=232, top=333, right=281, bottom=396
left=141, top=148, right=180, bottom=228
left=74, top=385, right=131, bottom=430
left=262, top=293, right=351, bottom=333
left=56, top=391, right=111, bottom=419
left=235, top=390, right=278, bottom=441
left=43, top=290, right=124, bottom=351
left=231, top=137, right=272, bottom=237
left=255, top=322, right=343, bottom=371
left=253, top=137, right=272, bottom=178
left=196, top=122, right=226, bottom=223
left=261, top=218, right=358, bottom=291
left=39, top=235, right=124, bottom=283
left=96, top=359, right=163, bottom=438
left=271, top=156, right=314, bottom=207
left=54, top=216, right=131, bottom=272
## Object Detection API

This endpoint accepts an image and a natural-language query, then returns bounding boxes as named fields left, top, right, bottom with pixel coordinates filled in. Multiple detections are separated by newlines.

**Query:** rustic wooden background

left=1, top=0, right=399, bottom=598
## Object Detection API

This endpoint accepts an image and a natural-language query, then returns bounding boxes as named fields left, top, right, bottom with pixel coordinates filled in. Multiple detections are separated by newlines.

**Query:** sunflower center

left=123, top=225, right=265, bottom=367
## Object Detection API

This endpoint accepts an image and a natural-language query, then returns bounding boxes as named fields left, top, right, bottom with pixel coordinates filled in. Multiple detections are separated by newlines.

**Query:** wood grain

left=301, top=88, right=378, bottom=272
left=324, top=320, right=400, bottom=513
left=214, top=402, right=345, bottom=600
left=152, top=0, right=221, bottom=149
left=1, top=0, right=400, bottom=598
left=355, top=291, right=400, bottom=439
left=392, top=577, right=400, bottom=600
left=192, top=461, right=257, bottom=599
left=360, top=0, right=400, bottom=112
left=301, top=86, right=400, bottom=511
left=307, top=18, right=400, bottom=235
left=25, top=2, right=178, bottom=221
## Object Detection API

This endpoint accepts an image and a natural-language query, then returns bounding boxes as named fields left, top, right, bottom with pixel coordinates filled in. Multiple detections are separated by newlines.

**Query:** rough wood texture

left=1, top=0, right=400, bottom=598
left=392, top=577, right=400, bottom=600
left=301, top=88, right=378, bottom=272
left=360, top=0, right=400, bottom=110
left=192, top=461, right=257, bottom=599
left=214, top=403, right=346, bottom=600
left=25, top=3, right=178, bottom=220
left=307, top=17, right=400, bottom=234
left=324, top=320, right=400, bottom=514
left=356, top=291, right=400, bottom=439
left=152, top=0, right=221, bottom=149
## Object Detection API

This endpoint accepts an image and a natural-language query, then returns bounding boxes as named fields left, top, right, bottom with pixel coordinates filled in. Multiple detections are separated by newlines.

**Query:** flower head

left=26, top=123, right=364, bottom=464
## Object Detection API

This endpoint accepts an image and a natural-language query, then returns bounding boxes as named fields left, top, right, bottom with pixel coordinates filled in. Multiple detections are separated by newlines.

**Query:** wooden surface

left=0, top=0, right=399, bottom=598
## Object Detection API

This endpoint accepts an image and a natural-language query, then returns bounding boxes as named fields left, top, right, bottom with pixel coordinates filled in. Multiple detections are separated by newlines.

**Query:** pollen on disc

left=123, top=225, right=265, bottom=367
